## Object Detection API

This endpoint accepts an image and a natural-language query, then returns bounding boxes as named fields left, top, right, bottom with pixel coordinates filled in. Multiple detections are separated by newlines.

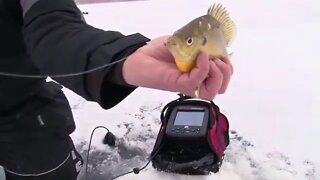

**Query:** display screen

left=173, top=110, right=205, bottom=126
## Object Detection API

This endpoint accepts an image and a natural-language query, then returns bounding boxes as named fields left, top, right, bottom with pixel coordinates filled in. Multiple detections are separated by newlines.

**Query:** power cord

left=0, top=57, right=127, bottom=78
left=109, top=146, right=162, bottom=180
left=85, top=126, right=115, bottom=180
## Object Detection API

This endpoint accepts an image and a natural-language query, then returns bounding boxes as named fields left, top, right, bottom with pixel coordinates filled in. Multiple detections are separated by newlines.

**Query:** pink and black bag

left=151, top=94, right=230, bottom=175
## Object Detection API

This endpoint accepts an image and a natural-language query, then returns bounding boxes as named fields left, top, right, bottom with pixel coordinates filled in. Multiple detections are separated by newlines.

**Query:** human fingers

left=214, top=59, right=233, bottom=94
left=198, top=60, right=223, bottom=100
left=176, top=52, right=210, bottom=96
left=221, top=57, right=234, bottom=75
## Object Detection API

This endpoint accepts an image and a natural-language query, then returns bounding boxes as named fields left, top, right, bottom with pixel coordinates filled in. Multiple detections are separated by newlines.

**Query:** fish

left=165, top=3, right=236, bottom=73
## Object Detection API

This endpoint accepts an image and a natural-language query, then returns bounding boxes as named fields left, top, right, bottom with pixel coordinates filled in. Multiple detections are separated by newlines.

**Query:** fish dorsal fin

left=207, top=3, right=236, bottom=46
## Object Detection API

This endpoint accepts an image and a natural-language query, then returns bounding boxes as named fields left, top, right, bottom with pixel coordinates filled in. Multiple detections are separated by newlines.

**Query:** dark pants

left=0, top=81, right=83, bottom=179
left=0, top=136, right=83, bottom=180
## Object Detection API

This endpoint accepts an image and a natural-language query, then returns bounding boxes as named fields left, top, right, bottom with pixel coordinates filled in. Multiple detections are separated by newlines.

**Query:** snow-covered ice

left=59, top=0, right=320, bottom=179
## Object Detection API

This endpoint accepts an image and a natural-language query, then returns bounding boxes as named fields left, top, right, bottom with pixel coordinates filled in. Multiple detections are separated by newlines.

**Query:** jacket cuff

left=104, top=44, right=145, bottom=88
left=86, top=33, right=150, bottom=109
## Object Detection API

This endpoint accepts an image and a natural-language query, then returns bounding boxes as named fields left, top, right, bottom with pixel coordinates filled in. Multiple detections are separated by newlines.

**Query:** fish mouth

left=165, top=36, right=195, bottom=73
left=165, top=37, right=184, bottom=58
left=164, top=36, right=177, bottom=48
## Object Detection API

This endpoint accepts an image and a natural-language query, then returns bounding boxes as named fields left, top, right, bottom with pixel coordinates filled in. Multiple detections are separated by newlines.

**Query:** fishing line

left=0, top=57, right=127, bottom=78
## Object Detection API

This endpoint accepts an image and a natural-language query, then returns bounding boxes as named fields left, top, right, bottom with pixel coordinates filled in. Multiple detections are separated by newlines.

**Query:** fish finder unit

left=165, top=105, right=210, bottom=140
left=150, top=94, right=230, bottom=176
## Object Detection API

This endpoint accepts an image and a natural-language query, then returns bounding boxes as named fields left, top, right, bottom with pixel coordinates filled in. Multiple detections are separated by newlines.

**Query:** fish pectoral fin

left=207, top=3, right=236, bottom=46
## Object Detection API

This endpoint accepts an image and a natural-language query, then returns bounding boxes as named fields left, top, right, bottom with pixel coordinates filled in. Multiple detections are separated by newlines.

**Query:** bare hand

left=122, top=36, right=233, bottom=100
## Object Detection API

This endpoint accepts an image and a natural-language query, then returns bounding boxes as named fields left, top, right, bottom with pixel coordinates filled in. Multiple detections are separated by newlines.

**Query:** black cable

left=109, top=144, right=163, bottom=180
left=86, top=116, right=164, bottom=180
left=109, top=169, right=134, bottom=180
left=85, top=126, right=111, bottom=180
left=85, top=94, right=215, bottom=180
left=0, top=57, right=127, bottom=78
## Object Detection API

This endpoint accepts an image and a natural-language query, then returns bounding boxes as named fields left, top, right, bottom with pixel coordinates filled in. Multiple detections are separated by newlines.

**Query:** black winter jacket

left=0, top=0, right=150, bottom=141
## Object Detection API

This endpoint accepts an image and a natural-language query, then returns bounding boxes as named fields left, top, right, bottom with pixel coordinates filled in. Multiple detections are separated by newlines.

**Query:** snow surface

left=61, top=0, right=320, bottom=179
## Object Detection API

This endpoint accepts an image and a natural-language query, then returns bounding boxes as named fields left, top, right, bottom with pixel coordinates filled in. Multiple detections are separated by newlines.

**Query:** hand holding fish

left=123, top=3, right=235, bottom=100
left=123, top=36, right=233, bottom=100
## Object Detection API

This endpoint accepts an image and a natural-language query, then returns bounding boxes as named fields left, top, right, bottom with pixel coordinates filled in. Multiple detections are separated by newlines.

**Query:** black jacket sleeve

left=20, top=0, right=150, bottom=109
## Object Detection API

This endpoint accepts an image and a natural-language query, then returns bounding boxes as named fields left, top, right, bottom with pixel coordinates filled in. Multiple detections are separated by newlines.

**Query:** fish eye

left=186, top=37, right=193, bottom=46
